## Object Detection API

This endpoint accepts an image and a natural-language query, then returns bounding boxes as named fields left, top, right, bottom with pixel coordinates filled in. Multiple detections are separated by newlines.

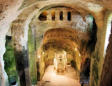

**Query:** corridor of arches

left=0, top=0, right=112, bottom=86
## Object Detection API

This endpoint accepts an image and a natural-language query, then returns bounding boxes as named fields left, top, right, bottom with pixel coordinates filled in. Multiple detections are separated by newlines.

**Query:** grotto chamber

left=1, top=1, right=112, bottom=86
left=26, top=6, right=97, bottom=86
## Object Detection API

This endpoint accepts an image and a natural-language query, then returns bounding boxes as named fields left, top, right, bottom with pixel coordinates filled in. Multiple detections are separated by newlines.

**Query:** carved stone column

left=12, top=24, right=31, bottom=86
left=14, top=48, right=31, bottom=86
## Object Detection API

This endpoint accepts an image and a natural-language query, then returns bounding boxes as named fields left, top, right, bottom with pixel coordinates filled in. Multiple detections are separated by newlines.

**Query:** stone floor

left=37, top=65, right=81, bottom=86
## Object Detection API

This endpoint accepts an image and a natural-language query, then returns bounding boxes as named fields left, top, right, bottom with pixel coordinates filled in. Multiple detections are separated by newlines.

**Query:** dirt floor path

left=37, top=65, right=81, bottom=86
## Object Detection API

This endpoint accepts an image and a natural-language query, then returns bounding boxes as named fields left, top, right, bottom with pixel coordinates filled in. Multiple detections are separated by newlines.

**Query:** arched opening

left=60, top=11, right=63, bottom=20
left=28, top=8, right=97, bottom=85
left=67, top=11, right=71, bottom=21
left=38, top=11, right=48, bottom=21
left=1, top=0, right=112, bottom=86
left=35, top=28, right=81, bottom=86
left=9, top=4, right=100, bottom=86
left=51, top=11, right=55, bottom=21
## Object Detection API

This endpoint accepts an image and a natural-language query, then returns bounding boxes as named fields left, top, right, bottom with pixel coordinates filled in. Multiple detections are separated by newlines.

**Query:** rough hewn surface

left=100, top=22, right=112, bottom=86
left=14, top=50, right=31, bottom=86
left=21, top=0, right=112, bottom=11
left=0, top=0, right=23, bottom=86
left=0, top=0, right=112, bottom=86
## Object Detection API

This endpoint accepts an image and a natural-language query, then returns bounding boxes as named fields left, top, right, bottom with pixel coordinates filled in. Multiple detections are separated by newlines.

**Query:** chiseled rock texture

left=0, top=0, right=23, bottom=86
left=100, top=22, right=112, bottom=86
left=0, top=0, right=112, bottom=86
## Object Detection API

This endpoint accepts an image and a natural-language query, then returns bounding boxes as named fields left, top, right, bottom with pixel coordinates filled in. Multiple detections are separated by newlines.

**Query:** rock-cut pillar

left=14, top=47, right=31, bottom=86
left=100, top=21, right=112, bottom=86
left=12, top=25, right=31, bottom=86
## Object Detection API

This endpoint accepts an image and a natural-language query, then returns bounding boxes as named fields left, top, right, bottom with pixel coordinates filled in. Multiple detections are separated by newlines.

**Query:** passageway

left=37, top=65, right=81, bottom=86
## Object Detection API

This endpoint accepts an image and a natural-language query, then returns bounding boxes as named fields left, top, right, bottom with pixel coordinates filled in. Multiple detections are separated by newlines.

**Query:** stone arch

left=31, top=3, right=104, bottom=29
left=11, top=2, right=104, bottom=49
left=37, top=28, right=82, bottom=80
left=1, top=0, right=112, bottom=86
left=10, top=1, right=104, bottom=86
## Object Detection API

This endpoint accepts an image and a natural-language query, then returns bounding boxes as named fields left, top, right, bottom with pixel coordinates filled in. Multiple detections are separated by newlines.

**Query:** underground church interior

left=0, top=0, right=112, bottom=86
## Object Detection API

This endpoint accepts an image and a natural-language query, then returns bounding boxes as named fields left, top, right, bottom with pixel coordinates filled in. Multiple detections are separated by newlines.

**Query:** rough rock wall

left=21, top=0, right=112, bottom=11
left=100, top=22, right=112, bottom=86
left=0, top=0, right=112, bottom=86
left=0, top=0, right=23, bottom=86
left=90, top=12, right=112, bottom=86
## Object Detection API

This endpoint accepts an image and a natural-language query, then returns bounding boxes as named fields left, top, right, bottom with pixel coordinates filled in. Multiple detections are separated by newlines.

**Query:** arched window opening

left=51, top=11, right=55, bottom=21
left=67, top=12, right=71, bottom=21
left=60, top=11, right=63, bottom=20
left=39, top=11, right=47, bottom=21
